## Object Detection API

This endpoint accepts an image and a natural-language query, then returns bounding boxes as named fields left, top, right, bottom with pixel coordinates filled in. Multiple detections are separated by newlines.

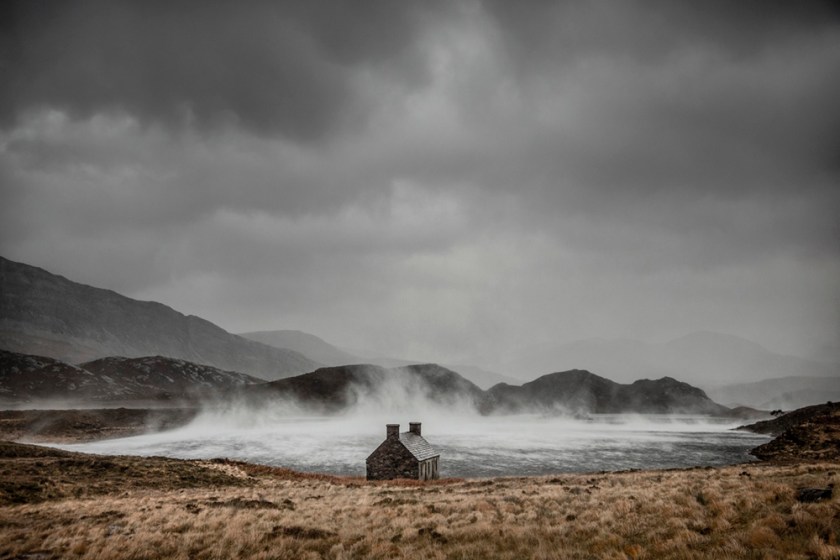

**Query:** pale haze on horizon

left=1, top=1, right=839, bottom=376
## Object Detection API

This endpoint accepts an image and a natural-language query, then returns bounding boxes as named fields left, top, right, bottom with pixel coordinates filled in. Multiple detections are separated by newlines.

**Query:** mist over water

left=60, top=405, right=771, bottom=477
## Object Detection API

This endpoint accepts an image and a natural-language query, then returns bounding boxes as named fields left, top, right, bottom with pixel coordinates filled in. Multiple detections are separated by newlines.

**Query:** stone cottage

left=366, top=422, right=440, bottom=481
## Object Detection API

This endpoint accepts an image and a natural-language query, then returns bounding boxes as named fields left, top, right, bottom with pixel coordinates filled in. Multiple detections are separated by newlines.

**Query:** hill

left=0, top=349, right=112, bottom=403
left=483, top=369, right=728, bottom=415
left=245, top=364, right=385, bottom=411
left=0, top=256, right=320, bottom=380
left=739, top=402, right=840, bottom=436
left=243, top=363, right=486, bottom=413
left=505, top=331, right=838, bottom=387
left=0, top=349, right=265, bottom=404
left=80, top=355, right=265, bottom=401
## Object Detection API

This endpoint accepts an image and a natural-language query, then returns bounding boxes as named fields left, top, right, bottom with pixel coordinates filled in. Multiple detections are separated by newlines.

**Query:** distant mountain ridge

left=240, top=330, right=363, bottom=369
left=506, top=331, right=839, bottom=389
left=4, top=256, right=812, bottom=412
left=240, top=363, right=728, bottom=416
left=0, top=257, right=321, bottom=380
left=1, top=348, right=731, bottom=417
left=483, top=369, right=727, bottom=416
left=707, top=376, right=840, bottom=410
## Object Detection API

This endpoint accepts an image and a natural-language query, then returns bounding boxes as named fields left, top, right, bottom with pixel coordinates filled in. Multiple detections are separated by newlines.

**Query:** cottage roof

left=400, top=431, right=439, bottom=461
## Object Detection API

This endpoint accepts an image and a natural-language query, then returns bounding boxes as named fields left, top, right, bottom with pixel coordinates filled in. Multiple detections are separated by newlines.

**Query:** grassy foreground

left=0, top=442, right=838, bottom=560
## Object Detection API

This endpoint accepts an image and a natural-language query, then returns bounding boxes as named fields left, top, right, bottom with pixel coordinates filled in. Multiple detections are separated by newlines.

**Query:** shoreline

left=0, top=407, right=770, bottom=479
left=0, top=407, right=200, bottom=444
left=0, top=406, right=767, bottom=444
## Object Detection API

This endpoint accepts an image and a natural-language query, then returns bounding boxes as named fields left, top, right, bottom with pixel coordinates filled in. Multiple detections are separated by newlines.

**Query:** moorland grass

left=0, top=446, right=837, bottom=560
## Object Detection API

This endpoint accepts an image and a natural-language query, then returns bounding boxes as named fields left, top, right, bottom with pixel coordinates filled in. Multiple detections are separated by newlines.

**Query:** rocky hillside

left=483, top=369, right=728, bottom=415
left=80, top=356, right=265, bottom=401
left=0, top=349, right=113, bottom=403
left=0, top=350, right=265, bottom=404
left=0, top=256, right=320, bottom=380
left=740, top=402, right=840, bottom=436
left=741, top=402, right=840, bottom=462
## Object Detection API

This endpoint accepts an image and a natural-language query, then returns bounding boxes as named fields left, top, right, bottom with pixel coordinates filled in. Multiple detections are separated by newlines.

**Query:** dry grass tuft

left=1, top=442, right=839, bottom=559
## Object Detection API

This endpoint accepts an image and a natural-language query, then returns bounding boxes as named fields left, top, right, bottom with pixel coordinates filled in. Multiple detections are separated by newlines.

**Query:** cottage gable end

left=366, top=436, right=418, bottom=480
left=366, top=422, right=441, bottom=481
left=366, top=437, right=415, bottom=463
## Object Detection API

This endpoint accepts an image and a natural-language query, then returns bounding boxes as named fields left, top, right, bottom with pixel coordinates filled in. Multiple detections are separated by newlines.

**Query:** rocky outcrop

left=751, top=422, right=840, bottom=461
left=743, top=402, right=840, bottom=462
left=739, top=402, right=840, bottom=436
left=796, top=485, right=834, bottom=503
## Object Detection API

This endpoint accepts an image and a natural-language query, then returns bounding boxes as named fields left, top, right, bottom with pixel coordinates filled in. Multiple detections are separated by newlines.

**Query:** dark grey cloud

left=482, top=0, right=840, bottom=64
left=0, top=0, right=443, bottom=141
left=387, top=0, right=840, bottom=269
left=1, top=0, right=838, bottom=369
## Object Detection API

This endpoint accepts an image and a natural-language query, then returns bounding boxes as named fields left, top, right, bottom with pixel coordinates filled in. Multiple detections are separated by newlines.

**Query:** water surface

left=61, top=411, right=770, bottom=477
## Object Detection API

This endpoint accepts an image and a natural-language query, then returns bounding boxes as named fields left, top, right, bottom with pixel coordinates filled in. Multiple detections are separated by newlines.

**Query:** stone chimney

left=409, top=422, right=421, bottom=436
left=386, top=424, right=400, bottom=439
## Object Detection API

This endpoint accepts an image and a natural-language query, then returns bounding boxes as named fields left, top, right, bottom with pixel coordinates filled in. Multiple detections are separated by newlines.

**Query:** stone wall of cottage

left=419, top=456, right=439, bottom=480
left=366, top=439, right=418, bottom=480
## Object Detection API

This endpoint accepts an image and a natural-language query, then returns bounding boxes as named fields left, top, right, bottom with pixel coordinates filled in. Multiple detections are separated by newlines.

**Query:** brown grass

left=0, top=442, right=250, bottom=505
left=0, top=444, right=838, bottom=559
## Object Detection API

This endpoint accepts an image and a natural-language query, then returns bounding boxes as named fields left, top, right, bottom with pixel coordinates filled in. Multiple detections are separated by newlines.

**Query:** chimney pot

left=386, top=424, right=399, bottom=439
left=409, top=422, right=421, bottom=436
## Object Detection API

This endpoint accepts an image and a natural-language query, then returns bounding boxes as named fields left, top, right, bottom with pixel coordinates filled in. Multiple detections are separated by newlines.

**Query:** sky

left=2, top=0, right=839, bottom=371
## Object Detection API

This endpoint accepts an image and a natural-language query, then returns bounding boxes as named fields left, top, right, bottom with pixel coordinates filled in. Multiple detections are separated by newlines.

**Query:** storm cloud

left=1, top=1, right=839, bottom=372
left=0, top=0, right=446, bottom=140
